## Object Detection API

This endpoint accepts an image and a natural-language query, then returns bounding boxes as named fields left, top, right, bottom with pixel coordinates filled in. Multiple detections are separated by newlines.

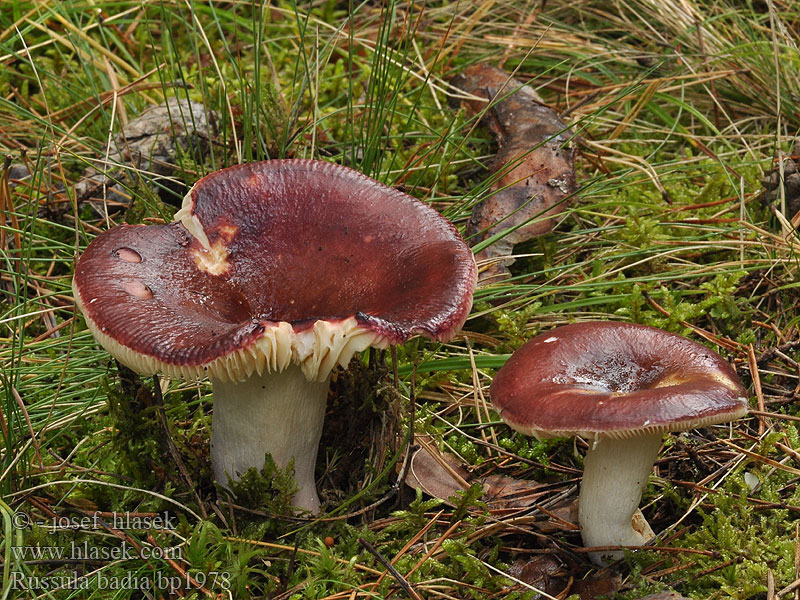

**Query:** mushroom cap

left=490, top=321, right=747, bottom=440
left=73, top=160, right=477, bottom=382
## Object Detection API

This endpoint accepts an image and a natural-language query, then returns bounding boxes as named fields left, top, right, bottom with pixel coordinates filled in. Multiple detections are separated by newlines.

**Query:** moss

left=102, top=366, right=164, bottom=489
left=225, top=454, right=298, bottom=524
left=625, top=429, right=800, bottom=598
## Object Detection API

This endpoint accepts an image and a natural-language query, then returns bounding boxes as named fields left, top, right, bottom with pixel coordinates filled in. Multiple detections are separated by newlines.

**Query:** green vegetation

left=2, top=1, right=800, bottom=598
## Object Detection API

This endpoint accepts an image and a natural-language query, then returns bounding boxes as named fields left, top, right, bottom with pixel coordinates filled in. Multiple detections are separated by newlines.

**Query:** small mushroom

left=73, top=159, right=477, bottom=513
left=489, top=321, right=747, bottom=564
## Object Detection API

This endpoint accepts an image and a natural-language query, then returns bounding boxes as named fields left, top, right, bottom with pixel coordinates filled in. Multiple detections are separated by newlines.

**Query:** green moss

left=225, top=454, right=298, bottom=522
left=624, top=429, right=800, bottom=598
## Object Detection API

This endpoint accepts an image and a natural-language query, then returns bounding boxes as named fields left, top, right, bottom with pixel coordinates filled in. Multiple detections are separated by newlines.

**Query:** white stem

left=210, top=365, right=331, bottom=514
left=578, top=434, right=662, bottom=565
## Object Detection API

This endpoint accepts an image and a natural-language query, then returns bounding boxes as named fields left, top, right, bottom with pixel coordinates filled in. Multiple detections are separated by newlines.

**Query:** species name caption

left=9, top=511, right=232, bottom=592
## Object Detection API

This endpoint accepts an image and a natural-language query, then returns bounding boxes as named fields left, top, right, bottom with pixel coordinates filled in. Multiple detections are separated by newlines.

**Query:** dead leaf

left=75, top=98, right=218, bottom=210
left=507, top=554, right=566, bottom=595
left=405, top=439, right=471, bottom=502
left=572, top=572, right=622, bottom=600
left=405, top=440, right=578, bottom=531
left=451, top=64, right=576, bottom=283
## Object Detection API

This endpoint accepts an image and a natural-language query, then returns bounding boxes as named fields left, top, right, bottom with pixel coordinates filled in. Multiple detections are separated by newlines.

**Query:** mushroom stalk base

left=210, top=365, right=331, bottom=514
left=578, top=434, right=662, bottom=565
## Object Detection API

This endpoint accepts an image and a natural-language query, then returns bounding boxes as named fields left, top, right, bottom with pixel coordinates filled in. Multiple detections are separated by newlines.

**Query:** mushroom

left=489, top=321, right=747, bottom=564
left=73, top=159, right=477, bottom=513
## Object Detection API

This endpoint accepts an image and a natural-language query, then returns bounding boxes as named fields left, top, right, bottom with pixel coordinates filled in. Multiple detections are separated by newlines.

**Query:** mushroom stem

left=578, top=434, right=662, bottom=565
left=210, top=365, right=330, bottom=514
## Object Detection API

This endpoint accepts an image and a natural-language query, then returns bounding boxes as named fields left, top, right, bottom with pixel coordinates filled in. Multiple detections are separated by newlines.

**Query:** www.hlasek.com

left=12, top=540, right=182, bottom=561
left=9, top=570, right=232, bottom=592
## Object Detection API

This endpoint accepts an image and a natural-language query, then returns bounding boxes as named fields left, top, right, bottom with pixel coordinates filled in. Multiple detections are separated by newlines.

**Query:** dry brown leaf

left=451, top=63, right=576, bottom=283
left=405, top=441, right=578, bottom=532
left=507, top=554, right=566, bottom=595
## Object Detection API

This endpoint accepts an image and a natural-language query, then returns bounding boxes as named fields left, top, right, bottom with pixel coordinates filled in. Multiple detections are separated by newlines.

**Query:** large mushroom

left=73, top=159, right=477, bottom=513
left=489, top=321, right=747, bottom=564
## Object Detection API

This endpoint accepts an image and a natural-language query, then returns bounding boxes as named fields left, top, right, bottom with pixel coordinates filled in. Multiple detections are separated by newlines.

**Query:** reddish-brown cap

left=490, top=322, right=747, bottom=439
left=73, top=160, right=476, bottom=382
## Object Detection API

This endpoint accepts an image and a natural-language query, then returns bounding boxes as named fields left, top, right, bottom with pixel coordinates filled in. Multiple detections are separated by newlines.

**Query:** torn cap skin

left=490, top=321, right=747, bottom=564
left=74, top=159, right=477, bottom=513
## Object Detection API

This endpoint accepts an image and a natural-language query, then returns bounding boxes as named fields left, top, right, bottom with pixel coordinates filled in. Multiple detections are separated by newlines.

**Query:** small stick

left=769, top=569, right=777, bottom=600
left=751, top=410, right=800, bottom=423
left=777, top=574, right=800, bottom=598
left=757, top=340, right=800, bottom=366
left=795, top=523, right=799, bottom=600
left=11, top=386, right=43, bottom=470
left=0, top=388, right=8, bottom=439
left=224, top=537, right=382, bottom=577
left=720, top=440, right=800, bottom=476
left=670, top=556, right=741, bottom=588
left=389, top=509, right=445, bottom=567
left=573, top=545, right=720, bottom=558
left=31, top=317, right=75, bottom=343
left=644, top=560, right=696, bottom=579
left=409, top=520, right=462, bottom=572
left=371, top=510, right=446, bottom=592
left=358, top=538, right=423, bottom=600
left=747, top=344, right=768, bottom=435
left=279, top=534, right=302, bottom=598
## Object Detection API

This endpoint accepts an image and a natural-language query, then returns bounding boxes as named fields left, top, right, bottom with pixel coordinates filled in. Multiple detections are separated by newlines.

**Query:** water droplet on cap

left=115, top=248, right=142, bottom=263
left=122, top=280, right=153, bottom=299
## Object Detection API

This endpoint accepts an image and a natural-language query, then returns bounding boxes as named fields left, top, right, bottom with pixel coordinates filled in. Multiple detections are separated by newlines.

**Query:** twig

left=757, top=340, right=800, bottom=366
left=720, top=439, right=800, bottom=476
left=0, top=155, right=22, bottom=263
left=358, top=538, right=423, bottom=600
left=222, top=537, right=383, bottom=576
left=776, top=574, right=800, bottom=598
left=671, top=478, right=800, bottom=513
left=10, top=386, right=43, bottom=470
left=408, top=520, right=462, bottom=572
left=573, top=544, right=720, bottom=557
left=751, top=410, right=800, bottom=424
left=747, top=344, right=768, bottom=435
left=795, top=523, right=799, bottom=600
left=770, top=570, right=777, bottom=600
left=279, top=534, right=302, bottom=598
left=669, top=556, right=742, bottom=588
left=371, top=510, right=445, bottom=594
left=30, top=317, right=75, bottom=343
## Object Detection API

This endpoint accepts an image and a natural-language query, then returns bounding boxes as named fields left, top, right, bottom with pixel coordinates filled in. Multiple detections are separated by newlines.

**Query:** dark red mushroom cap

left=73, top=160, right=477, bottom=382
left=490, top=322, right=747, bottom=439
